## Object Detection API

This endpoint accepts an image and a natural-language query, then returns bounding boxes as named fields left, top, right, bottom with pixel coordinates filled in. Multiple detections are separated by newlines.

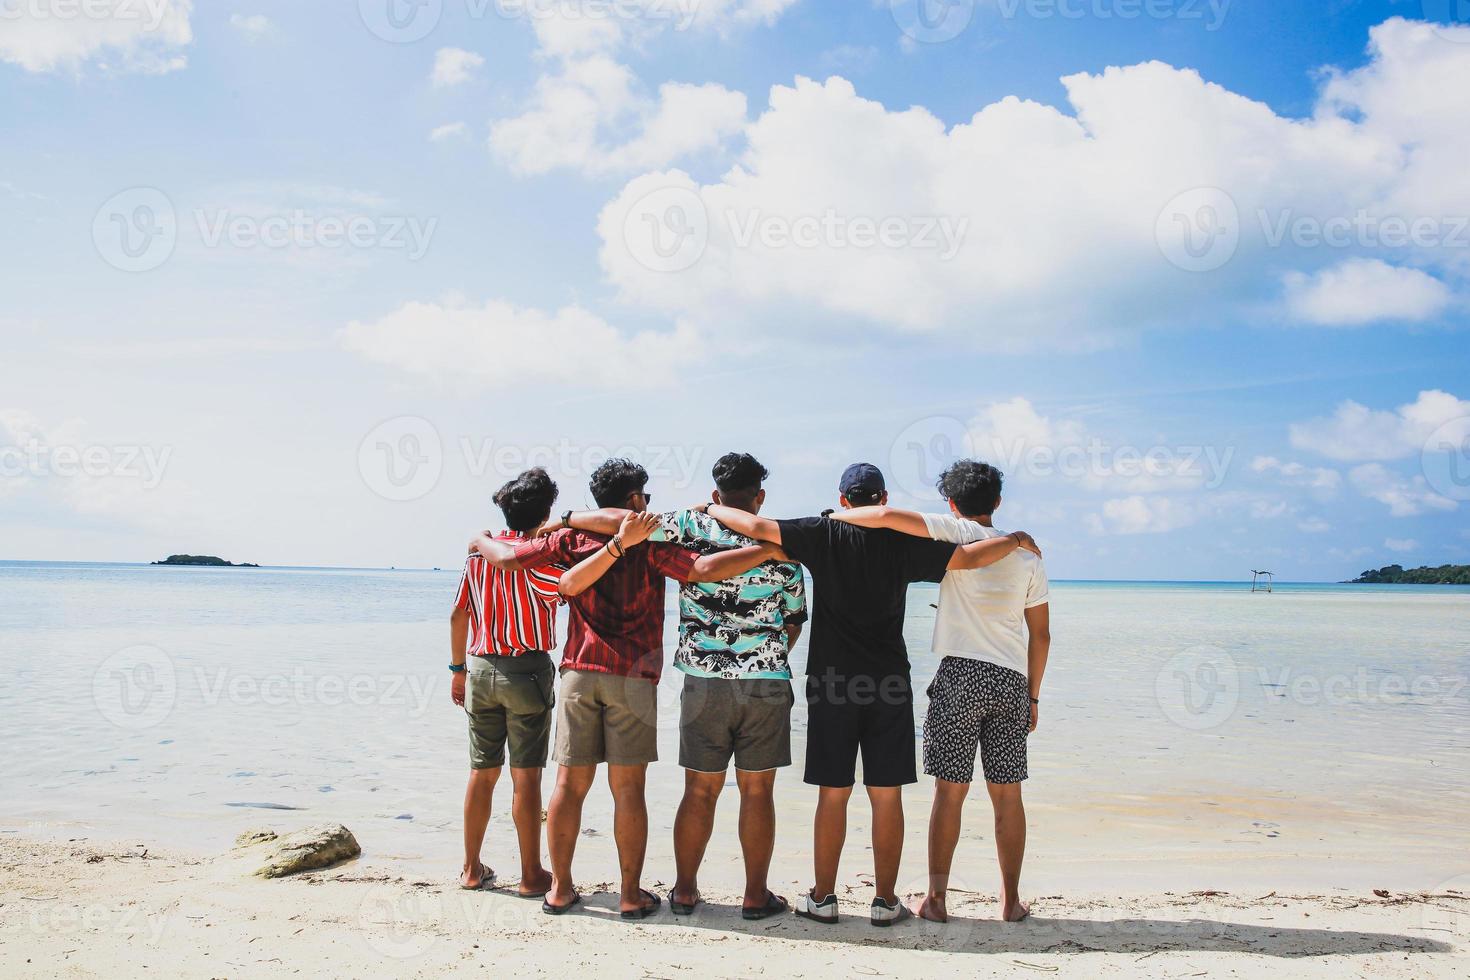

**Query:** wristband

left=608, top=535, right=624, bottom=558
left=1028, top=696, right=1039, bottom=704
left=449, top=663, right=466, bottom=674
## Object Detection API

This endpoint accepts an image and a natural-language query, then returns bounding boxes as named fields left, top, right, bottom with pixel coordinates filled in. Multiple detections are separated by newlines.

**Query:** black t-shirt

left=777, top=517, right=957, bottom=680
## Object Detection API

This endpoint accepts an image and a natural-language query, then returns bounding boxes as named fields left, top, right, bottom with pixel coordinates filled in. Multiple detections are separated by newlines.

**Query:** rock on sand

left=233, top=824, right=361, bottom=878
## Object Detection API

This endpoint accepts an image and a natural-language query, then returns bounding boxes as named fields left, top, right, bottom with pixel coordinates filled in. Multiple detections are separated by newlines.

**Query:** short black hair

left=589, top=457, right=648, bottom=508
left=493, top=467, right=559, bottom=532
left=712, top=452, right=769, bottom=497
left=937, top=459, right=1003, bottom=517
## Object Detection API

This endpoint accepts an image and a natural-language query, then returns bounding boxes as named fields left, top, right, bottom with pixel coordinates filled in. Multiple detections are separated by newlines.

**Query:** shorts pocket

left=501, top=668, right=553, bottom=716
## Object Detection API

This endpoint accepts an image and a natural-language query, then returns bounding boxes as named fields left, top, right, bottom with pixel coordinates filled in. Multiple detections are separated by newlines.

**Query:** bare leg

left=916, top=778, right=969, bottom=922
left=866, top=786, right=904, bottom=905
left=607, top=763, right=654, bottom=914
left=672, top=769, right=724, bottom=907
left=811, top=785, right=852, bottom=899
left=545, top=764, right=595, bottom=907
left=461, top=767, right=500, bottom=888
left=734, top=769, right=777, bottom=908
left=509, top=766, right=552, bottom=896
left=987, top=781, right=1028, bottom=921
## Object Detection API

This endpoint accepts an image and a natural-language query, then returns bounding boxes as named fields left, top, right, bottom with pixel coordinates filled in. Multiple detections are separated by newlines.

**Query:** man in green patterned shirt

left=545, top=452, right=804, bottom=920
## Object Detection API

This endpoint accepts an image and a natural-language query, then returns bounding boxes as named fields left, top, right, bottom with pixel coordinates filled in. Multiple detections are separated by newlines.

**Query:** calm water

left=2, top=561, right=1467, bottom=885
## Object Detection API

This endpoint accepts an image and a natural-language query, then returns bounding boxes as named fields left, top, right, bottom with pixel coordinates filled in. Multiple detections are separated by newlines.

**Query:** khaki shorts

left=679, top=674, right=793, bottom=773
left=465, top=652, right=555, bottom=770
left=553, top=669, right=659, bottom=767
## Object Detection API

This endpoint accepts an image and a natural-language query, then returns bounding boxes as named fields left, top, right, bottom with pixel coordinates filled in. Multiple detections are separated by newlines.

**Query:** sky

left=1, top=0, right=1468, bottom=580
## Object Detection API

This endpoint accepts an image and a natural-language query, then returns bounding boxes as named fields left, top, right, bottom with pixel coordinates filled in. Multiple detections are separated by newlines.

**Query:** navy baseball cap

left=838, top=462, right=886, bottom=498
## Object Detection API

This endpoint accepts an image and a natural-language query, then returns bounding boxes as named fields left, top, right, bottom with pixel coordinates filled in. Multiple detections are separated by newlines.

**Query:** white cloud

left=1250, top=455, right=1342, bottom=494
left=600, top=19, right=1470, bottom=343
left=1283, top=259, right=1451, bottom=326
left=0, top=0, right=193, bottom=74
left=228, top=13, right=272, bottom=41
left=1297, top=516, right=1331, bottom=533
left=336, top=298, right=698, bottom=388
left=1349, top=463, right=1457, bottom=517
left=1089, top=495, right=1199, bottom=535
left=429, top=121, right=470, bottom=143
left=1384, top=537, right=1418, bottom=553
left=432, top=47, right=483, bottom=88
left=1289, top=389, right=1470, bottom=462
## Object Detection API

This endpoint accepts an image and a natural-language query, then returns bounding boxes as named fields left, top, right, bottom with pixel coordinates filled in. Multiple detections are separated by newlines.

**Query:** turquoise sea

left=2, top=561, right=1467, bottom=890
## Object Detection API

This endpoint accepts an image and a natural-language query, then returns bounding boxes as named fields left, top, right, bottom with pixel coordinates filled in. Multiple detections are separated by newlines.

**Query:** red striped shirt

left=453, top=532, right=564, bottom=657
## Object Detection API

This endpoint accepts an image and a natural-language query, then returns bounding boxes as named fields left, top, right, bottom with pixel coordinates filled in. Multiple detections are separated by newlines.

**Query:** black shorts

left=803, top=672, right=917, bottom=788
left=923, top=657, right=1030, bottom=785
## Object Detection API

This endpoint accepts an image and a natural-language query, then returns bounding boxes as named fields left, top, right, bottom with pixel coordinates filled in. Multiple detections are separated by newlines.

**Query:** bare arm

left=1024, top=602, right=1051, bottom=732
left=827, top=505, right=931, bottom=538
left=563, top=508, right=628, bottom=537
left=784, top=622, right=803, bottom=650
left=946, top=532, right=1041, bottom=570
left=449, top=607, right=470, bottom=706
left=468, top=533, right=524, bottom=570
left=686, top=542, right=784, bottom=583
left=704, top=504, right=783, bottom=546
left=558, top=513, right=660, bottom=598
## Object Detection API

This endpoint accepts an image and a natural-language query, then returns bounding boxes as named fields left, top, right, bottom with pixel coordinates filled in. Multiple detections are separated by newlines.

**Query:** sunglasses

left=631, top=490, right=653, bottom=506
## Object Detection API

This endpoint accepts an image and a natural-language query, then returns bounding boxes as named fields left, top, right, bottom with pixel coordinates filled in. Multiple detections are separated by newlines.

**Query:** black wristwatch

left=560, top=509, right=574, bottom=529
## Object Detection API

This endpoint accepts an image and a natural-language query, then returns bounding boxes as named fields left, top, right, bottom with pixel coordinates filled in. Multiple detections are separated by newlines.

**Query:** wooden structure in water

left=1251, top=570, right=1274, bottom=593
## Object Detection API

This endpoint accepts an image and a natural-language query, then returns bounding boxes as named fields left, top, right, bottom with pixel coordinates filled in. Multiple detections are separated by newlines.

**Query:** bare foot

left=544, top=878, right=578, bottom=909
left=912, top=895, right=948, bottom=923
left=517, top=868, right=553, bottom=897
left=1001, top=899, right=1030, bottom=922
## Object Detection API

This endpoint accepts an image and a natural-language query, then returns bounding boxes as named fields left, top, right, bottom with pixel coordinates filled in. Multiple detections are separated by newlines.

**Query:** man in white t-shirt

left=830, top=459, right=1050, bottom=924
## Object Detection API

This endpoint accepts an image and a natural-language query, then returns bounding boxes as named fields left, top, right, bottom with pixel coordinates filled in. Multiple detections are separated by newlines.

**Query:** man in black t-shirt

left=705, top=463, right=1040, bottom=927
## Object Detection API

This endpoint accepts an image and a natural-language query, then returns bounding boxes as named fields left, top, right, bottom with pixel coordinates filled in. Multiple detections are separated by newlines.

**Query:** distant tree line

left=1347, top=564, right=1470, bottom=585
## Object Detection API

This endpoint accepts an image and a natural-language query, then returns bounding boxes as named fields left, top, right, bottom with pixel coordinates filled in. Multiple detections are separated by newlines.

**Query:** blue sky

left=1, top=0, right=1467, bottom=579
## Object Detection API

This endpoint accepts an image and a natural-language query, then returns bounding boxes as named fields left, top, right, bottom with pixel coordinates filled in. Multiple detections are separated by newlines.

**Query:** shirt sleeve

left=1025, top=557, right=1051, bottom=608
left=453, top=559, right=474, bottom=610
left=649, top=509, right=684, bottom=545
left=513, top=529, right=573, bottom=569
left=775, top=517, right=827, bottom=566
left=780, top=563, right=808, bottom=625
left=903, top=536, right=959, bottom=584
left=920, top=512, right=966, bottom=544
left=524, top=564, right=564, bottom=606
left=647, top=541, right=700, bottom=582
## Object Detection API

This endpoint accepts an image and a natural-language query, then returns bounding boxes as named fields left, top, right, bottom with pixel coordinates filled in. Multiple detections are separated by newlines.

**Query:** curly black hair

left=589, top=457, right=649, bottom=508
left=712, top=452, right=769, bottom=496
left=493, top=467, right=559, bottom=532
left=937, top=459, right=1003, bottom=517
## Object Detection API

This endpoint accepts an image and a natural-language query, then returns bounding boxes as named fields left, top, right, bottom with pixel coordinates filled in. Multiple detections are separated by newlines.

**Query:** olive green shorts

left=465, top=652, right=556, bottom=770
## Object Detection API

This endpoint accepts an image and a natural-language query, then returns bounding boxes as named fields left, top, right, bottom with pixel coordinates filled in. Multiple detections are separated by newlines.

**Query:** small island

left=1346, top=564, right=1470, bottom=585
left=152, top=555, right=260, bottom=568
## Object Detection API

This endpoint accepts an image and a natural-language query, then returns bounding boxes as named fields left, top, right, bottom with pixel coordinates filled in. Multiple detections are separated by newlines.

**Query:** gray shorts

left=679, top=673, right=794, bottom=774
left=465, top=652, right=556, bottom=770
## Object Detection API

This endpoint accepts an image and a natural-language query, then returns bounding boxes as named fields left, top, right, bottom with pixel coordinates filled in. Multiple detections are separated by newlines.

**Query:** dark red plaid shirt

left=514, top=529, right=699, bottom=681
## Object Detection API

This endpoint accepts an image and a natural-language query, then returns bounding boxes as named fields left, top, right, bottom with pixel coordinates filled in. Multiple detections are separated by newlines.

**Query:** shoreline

left=2, top=833, right=1465, bottom=978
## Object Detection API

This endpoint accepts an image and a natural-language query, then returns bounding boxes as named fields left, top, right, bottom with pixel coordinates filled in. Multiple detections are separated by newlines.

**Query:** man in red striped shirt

left=450, top=467, right=565, bottom=896
left=471, top=458, right=779, bottom=920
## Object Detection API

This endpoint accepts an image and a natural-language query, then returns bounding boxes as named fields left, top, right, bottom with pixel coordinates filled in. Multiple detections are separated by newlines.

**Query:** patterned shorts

left=923, top=657, right=1030, bottom=785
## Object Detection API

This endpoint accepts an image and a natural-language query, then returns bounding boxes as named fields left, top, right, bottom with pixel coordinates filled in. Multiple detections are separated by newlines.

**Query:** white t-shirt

left=922, top=513, right=1049, bottom=678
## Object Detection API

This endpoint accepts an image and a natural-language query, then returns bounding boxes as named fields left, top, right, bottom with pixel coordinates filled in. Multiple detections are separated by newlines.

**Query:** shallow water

left=2, top=562, right=1467, bottom=889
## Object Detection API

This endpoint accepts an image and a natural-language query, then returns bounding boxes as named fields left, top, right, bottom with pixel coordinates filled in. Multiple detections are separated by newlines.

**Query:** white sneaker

left=870, top=896, right=912, bottom=927
left=795, top=892, right=839, bottom=924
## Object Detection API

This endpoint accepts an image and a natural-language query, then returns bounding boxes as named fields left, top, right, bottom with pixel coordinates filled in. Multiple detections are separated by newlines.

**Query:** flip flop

left=541, top=892, right=581, bottom=916
left=460, top=863, right=494, bottom=891
left=742, top=892, right=788, bottom=921
left=669, top=890, right=700, bottom=916
left=620, top=889, right=662, bottom=920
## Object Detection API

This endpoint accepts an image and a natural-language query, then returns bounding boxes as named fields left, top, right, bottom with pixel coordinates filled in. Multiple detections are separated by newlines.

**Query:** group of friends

left=447, top=452, right=1050, bottom=926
